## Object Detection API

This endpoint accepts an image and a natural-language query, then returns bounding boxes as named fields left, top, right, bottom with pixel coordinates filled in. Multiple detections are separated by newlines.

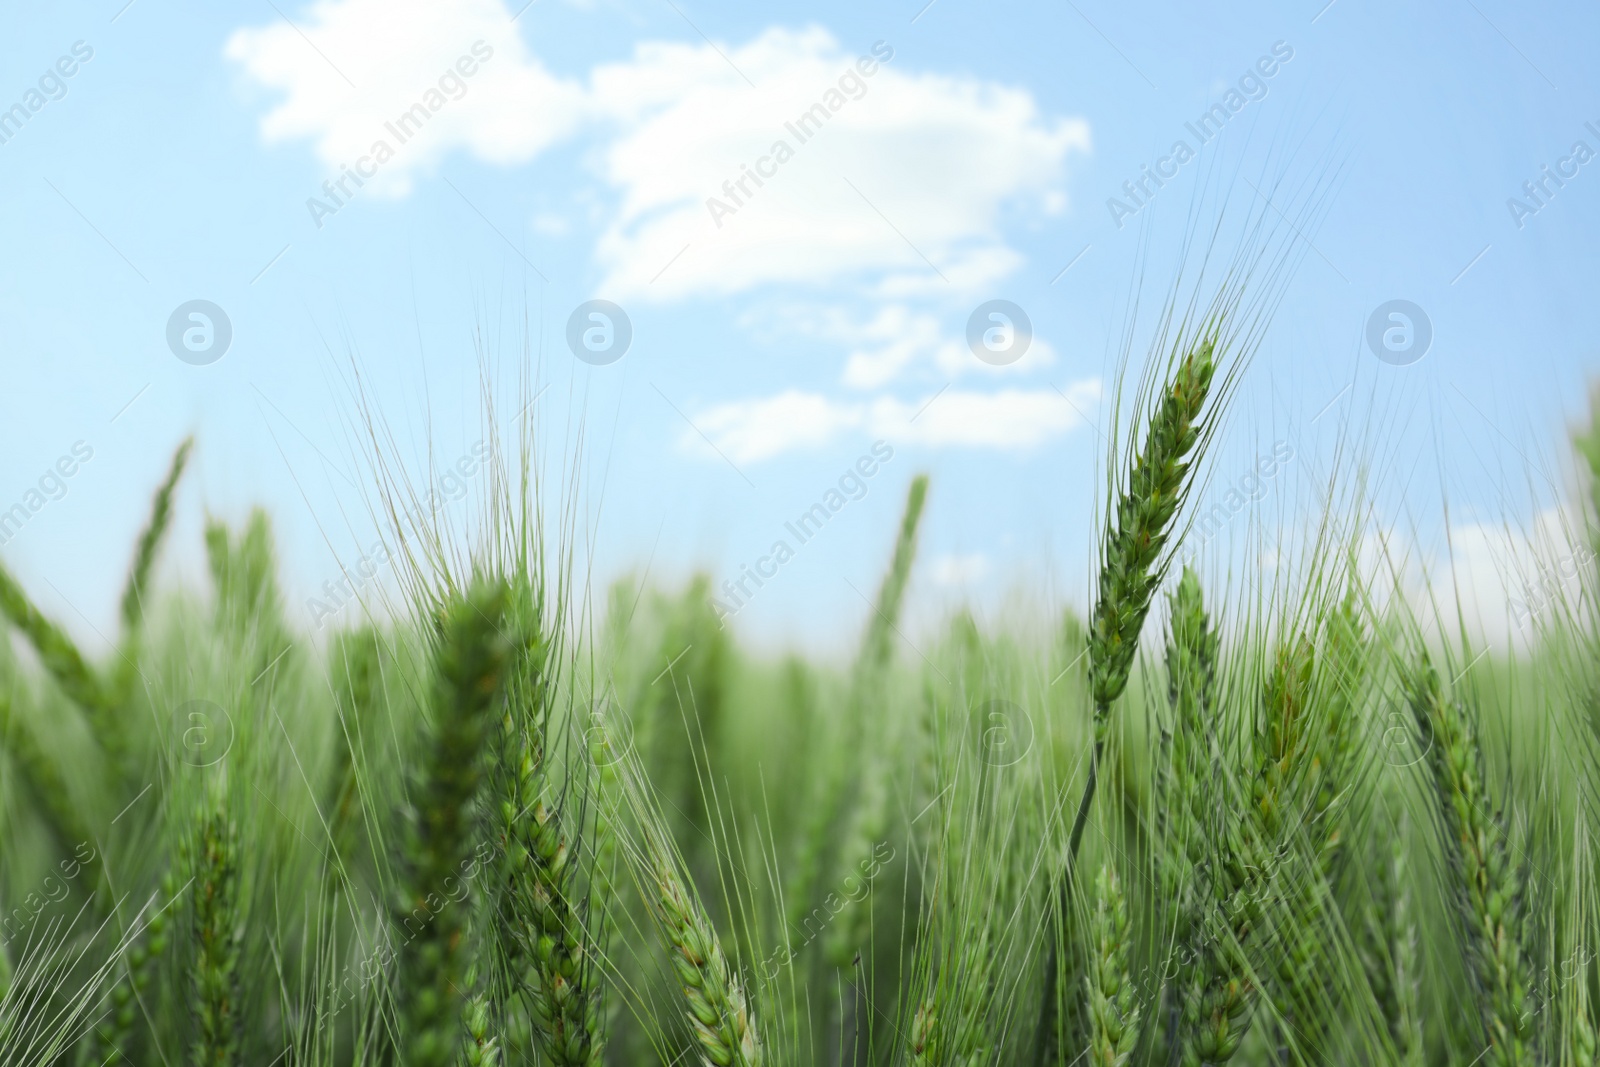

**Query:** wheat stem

left=827, top=475, right=928, bottom=969
left=1044, top=337, right=1219, bottom=1067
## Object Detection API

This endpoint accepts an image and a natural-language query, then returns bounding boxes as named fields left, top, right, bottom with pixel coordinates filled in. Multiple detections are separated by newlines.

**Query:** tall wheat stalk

left=0, top=563, right=107, bottom=719
left=1359, top=807, right=1423, bottom=1066
left=1154, top=568, right=1219, bottom=1060
left=109, top=437, right=193, bottom=725
left=601, top=713, right=762, bottom=1067
left=1404, top=654, right=1536, bottom=1067
left=1040, top=331, right=1222, bottom=1066
left=498, top=713, right=604, bottom=1066
left=826, top=474, right=928, bottom=970
left=396, top=581, right=513, bottom=1067
left=1087, top=863, right=1140, bottom=1067
left=191, top=809, right=242, bottom=1067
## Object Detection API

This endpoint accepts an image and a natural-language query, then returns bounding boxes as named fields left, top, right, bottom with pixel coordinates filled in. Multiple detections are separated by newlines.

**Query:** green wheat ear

left=857, top=473, right=929, bottom=675
left=1360, top=806, right=1423, bottom=1066
left=500, top=727, right=604, bottom=1066
left=1086, top=863, right=1140, bottom=1067
left=86, top=867, right=176, bottom=1067
left=191, top=810, right=243, bottom=1067
left=0, top=438, right=192, bottom=782
left=120, top=436, right=193, bottom=635
left=603, top=726, right=762, bottom=1067
left=1174, top=610, right=1325, bottom=1067
left=325, top=624, right=386, bottom=875
left=99, top=435, right=195, bottom=763
left=826, top=473, right=928, bottom=968
left=1072, top=331, right=1219, bottom=864
left=0, top=561, right=107, bottom=717
left=646, top=838, right=762, bottom=1067
left=0, top=683, right=96, bottom=873
left=1089, top=340, right=1217, bottom=715
left=397, top=580, right=513, bottom=1067
left=1041, top=335, right=1221, bottom=1067
left=459, top=961, right=501, bottom=1067
left=1404, top=654, right=1536, bottom=1067
left=1155, top=567, right=1218, bottom=1055
left=1259, top=596, right=1371, bottom=1060
left=1155, top=568, right=1263, bottom=1067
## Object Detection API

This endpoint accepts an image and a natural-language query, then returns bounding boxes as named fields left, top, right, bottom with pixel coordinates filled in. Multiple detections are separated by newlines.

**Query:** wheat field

left=2, top=271, right=1598, bottom=1067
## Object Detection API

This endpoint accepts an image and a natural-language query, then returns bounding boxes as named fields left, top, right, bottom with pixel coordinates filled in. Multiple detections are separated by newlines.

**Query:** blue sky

left=1, top=0, right=1597, bottom=656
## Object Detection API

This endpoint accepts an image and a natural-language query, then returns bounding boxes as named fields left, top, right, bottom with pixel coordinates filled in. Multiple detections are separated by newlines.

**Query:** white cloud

left=1231, top=506, right=1594, bottom=656
left=932, top=552, right=991, bottom=587
left=680, top=379, right=1101, bottom=464
left=226, top=0, right=585, bottom=197
left=834, top=304, right=1056, bottom=388
left=226, top=5, right=1096, bottom=459
left=228, top=11, right=1089, bottom=293
left=1436, top=506, right=1593, bottom=652
left=839, top=305, right=944, bottom=388
left=687, top=389, right=865, bottom=465
left=588, top=28, right=1089, bottom=300
left=878, top=384, right=1098, bottom=449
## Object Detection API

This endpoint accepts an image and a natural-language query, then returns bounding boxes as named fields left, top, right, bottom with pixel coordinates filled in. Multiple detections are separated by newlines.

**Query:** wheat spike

left=191, top=810, right=242, bottom=1067
left=1405, top=655, right=1535, bottom=1067
left=652, top=845, right=762, bottom=1067
left=1155, top=568, right=1218, bottom=1055
left=1086, top=863, right=1140, bottom=1067
left=0, top=562, right=107, bottom=717
left=396, top=581, right=513, bottom=1067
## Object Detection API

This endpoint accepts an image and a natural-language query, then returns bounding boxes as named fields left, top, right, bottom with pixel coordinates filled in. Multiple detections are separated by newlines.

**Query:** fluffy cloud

left=681, top=380, right=1101, bottom=464
left=885, top=385, right=1098, bottom=448
left=588, top=27, right=1089, bottom=300
left=828, top=304, right=1055, bottom=389
left=688, top=389, right=866, bottom=465
left=228, top=7, right=1088, bottom=292
left=226, top=0, right=585, bottom=197
left=227, top=3, right=1094, bottom=459
left=932, top=552, right=992, bottom=587
left=1228, top=506, right=1591, bottom=656
left=1436, top=506, right=1592, bottom=652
